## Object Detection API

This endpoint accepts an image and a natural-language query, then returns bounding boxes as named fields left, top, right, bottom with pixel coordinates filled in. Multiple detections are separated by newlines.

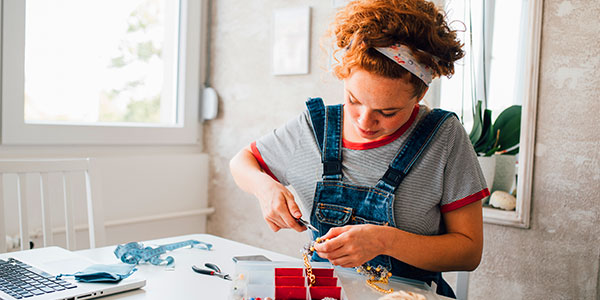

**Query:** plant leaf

left=474, top=108, right=495, bottom=153
left=469, top=100, right=483, bottom=145
left=493, top=105, right=522, bottom=152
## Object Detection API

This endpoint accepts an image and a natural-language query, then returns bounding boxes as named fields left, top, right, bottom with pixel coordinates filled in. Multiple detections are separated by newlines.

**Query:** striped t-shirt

left=252, top=104, right=489, bottom=236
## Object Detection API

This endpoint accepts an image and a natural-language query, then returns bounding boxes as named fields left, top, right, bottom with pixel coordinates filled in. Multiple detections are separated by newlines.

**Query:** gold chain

left=303, top=253, right=316, bottom=286
left=366, top=278, right=394, bottom=294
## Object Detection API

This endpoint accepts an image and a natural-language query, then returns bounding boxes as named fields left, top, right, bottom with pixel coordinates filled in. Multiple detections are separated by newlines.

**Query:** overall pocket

left=314, top=203, right=353, bottom=226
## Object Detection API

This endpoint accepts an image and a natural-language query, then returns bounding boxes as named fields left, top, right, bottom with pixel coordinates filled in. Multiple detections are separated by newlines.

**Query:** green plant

left=469, top=100, right=522, bottom=156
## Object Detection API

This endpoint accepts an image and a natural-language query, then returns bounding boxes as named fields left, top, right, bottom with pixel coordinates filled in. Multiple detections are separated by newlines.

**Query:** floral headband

left=374, top=44, right=436, bottom=86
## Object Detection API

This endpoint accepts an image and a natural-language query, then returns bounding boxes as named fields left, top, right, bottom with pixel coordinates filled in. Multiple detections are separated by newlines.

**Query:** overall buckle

left=322, top=161, right=342, bottom=176
left=382, top=168, right=404, bottom=187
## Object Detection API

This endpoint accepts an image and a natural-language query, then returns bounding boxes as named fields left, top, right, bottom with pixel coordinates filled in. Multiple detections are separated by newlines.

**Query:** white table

left=76, top=234, right=296, bottom=299
left=76, top=234, right=452, bottom=300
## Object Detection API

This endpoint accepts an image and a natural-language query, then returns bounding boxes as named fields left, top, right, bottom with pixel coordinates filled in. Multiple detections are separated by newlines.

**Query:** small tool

left=192, top=263, right=231, bottom=280
left=296, top=218, right=319, bottom=232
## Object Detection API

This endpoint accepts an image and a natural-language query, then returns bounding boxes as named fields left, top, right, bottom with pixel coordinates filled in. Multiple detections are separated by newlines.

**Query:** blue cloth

left=57, top=264, right=137, bottom=283
left=306, top=98, right=457, bottom=298
left=114, top=240, right=212, bottom=267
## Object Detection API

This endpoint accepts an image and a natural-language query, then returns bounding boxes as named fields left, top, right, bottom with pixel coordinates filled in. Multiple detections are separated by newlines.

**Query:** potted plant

left=469, top=100, right=521, bottom=202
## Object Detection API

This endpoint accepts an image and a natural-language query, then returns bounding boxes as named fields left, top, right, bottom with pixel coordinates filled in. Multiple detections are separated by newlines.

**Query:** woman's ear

left=418, top=87, right=429, bottom=102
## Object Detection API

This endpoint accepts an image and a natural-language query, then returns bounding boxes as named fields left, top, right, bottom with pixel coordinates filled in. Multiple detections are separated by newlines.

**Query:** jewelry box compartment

left=230, top=261, right=440, bottom=300
left=274, top=267, right=342, bottom=300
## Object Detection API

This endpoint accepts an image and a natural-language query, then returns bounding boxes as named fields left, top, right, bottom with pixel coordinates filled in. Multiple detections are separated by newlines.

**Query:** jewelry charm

left=357, top=264, right=393, bottom=294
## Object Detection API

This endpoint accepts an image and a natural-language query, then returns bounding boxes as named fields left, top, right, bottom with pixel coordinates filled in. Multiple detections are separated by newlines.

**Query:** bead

left=316, top=237, right=322, bottom=243
left=310, top=247, right=314, bottom=251
left=367, top=266, right=371, bottom=270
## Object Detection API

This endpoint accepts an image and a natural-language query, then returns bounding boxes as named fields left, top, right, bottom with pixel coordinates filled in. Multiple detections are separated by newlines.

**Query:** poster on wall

left=272, top=7, right=311, bottom=75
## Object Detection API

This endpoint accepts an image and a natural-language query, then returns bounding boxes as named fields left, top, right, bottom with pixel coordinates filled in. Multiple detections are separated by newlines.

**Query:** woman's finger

left=278, top=194, right=305, bottom=232
left=328, top=254, right=353, bottom=267
left=266, top=213, right=289, bottom=230
left=266, top=220, right=281, bottom=232
left=285, top=191, right=302, bottom=219
left=314, top=231, right=346, bottom=253
left=320, top=226, right=349, bottom=240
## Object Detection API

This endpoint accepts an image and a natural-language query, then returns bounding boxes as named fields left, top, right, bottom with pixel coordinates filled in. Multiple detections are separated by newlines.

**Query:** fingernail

left=294, top=212, right=301, bottom=218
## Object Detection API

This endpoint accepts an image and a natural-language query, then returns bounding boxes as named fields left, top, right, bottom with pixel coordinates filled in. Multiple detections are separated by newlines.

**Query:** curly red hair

left=329, top=0, right=464, bottom=98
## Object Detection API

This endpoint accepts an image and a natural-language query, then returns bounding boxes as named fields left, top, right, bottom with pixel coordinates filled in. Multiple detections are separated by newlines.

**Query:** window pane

left=24, top=0, right=180, bottom=126
left=488, top=0, right=524, bottom=121
left=439, top=0, right=475, bottom=130
left=439, top=0, right=526, bottom=126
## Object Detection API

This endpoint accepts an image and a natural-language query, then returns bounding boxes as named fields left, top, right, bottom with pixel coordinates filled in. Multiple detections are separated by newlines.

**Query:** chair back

left=0, top=158, right=106, bottom=253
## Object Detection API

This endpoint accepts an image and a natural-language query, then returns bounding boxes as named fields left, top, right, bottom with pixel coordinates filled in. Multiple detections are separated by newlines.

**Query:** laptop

left=0, top=246, right=146, bottom=300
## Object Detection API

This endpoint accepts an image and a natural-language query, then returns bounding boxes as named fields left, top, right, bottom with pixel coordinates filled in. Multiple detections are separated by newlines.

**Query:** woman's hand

left=254, top=176, right=305, bottom=233
left=229, top=145, right=305, bottom=233
left=313, top=224, right=388, bottom=268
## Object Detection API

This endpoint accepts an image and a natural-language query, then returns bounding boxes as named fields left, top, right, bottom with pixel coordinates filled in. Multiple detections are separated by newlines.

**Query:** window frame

left=1, top=0, right=207, bottom=145
left=433, top=0, right=542, bottom=228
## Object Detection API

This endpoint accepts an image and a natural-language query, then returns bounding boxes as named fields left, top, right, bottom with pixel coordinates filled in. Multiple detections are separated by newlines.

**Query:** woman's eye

left=380, top=111, right=397, bottom=117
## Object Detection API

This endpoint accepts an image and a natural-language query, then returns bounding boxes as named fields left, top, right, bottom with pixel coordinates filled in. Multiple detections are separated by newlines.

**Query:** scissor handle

left=192, top=265, right=215, bottom=275
left=204, top=263, right=221, bottom=273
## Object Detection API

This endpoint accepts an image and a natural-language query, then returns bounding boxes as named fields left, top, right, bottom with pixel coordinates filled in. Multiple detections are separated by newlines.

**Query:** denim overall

left=306, top=98, right=457, bottom=298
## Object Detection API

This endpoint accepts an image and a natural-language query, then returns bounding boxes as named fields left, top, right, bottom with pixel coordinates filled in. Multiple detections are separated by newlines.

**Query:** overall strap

left=322, top=104, right=344, bottom=180
left=377, top=109, right=457, bottom=193
left=305, top=98, right=344, bottom=180
left=306, top=98, right=326, bottom=153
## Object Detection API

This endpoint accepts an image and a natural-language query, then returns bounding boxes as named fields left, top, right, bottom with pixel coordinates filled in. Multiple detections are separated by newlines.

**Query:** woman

left=230, top=0, right=487, bottom=297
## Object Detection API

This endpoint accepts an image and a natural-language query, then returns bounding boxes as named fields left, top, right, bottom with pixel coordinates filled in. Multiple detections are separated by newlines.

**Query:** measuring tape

left=114, top=240, right=212, bottom=267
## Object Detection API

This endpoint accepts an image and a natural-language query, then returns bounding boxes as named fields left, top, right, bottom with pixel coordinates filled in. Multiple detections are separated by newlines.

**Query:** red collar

left=342, top=104, right=420, bottom=150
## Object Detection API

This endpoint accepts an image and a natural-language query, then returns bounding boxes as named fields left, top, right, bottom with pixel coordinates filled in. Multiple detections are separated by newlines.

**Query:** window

left=436, top=0, right=528, bottom=129
left=1, top=0, right=207, bottom=145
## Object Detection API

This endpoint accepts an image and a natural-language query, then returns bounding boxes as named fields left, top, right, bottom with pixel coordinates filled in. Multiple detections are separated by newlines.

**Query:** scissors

left=191, top=263, right=231, bottom=281
left=296, top=218, right=319, bottom=233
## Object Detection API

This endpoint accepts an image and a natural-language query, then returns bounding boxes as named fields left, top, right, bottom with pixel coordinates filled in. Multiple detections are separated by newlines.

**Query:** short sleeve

left=252, top=111, right=310, bottom=186
left=440, top=117, right=490, bottom=213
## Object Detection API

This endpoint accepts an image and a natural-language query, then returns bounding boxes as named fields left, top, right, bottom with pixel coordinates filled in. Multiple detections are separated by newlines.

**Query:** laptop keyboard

left=0, top=258, right=77, bottom=299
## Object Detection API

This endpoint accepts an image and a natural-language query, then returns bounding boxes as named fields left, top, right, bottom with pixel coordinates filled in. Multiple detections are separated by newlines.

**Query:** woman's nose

left=357, top=109, right=376, bottom=128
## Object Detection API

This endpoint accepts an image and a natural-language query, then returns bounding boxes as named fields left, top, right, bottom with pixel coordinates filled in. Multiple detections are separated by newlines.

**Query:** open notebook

left=0, top=247, right=145, bottom=300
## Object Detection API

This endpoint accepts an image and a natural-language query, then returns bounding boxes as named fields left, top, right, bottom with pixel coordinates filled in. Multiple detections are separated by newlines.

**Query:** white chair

left=0, top=158, right=106, bottom=253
